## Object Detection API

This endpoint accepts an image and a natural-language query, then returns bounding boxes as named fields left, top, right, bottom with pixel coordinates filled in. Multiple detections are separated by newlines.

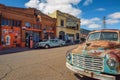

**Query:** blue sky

left=0, top=0, right=120, bottom=30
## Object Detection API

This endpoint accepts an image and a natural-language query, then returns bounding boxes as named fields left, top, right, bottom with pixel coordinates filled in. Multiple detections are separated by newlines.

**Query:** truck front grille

left=73, top=54, right=103, bottom=72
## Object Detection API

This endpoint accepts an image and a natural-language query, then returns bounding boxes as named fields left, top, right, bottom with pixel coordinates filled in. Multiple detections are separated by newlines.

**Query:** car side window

left=50, top=40, right=54, bottom=43
left=55, top=40, right=58, bottom=42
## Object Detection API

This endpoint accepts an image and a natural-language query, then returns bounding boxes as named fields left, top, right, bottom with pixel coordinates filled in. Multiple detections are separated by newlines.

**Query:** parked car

left=34, top=39, right=65, bottom=49
left=66, top=29, right=120, bottom=80
left=74, top=39, right=81, bottom=44
left=65, top=40, right=74, bottom=46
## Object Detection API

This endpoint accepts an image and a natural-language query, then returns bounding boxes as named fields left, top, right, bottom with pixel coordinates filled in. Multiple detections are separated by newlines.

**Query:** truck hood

left=72, top=40, right=120, bottom=57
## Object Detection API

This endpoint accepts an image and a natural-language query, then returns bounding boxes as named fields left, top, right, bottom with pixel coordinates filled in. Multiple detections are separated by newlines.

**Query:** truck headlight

left=66, top=50, right=72, bottom=61
left=107, top=59, right=117, bottom=70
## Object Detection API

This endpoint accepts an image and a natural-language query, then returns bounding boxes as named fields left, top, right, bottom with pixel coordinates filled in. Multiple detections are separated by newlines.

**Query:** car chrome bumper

left=66, top=62, right=116, bottom=80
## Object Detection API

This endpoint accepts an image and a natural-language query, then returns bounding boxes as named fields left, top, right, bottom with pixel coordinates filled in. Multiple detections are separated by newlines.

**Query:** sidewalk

left=0, top=47, right=32, bottom=55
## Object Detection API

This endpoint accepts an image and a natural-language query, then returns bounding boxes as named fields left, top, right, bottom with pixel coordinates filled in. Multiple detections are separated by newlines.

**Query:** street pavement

left=0, top=45, right=97, bottom=80
left=0, top=45, right=78, bottom=80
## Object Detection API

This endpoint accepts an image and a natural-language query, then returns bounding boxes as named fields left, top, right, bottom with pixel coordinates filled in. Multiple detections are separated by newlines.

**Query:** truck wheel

left=116, top=75, right=120, bottom=80
left=45, top=45, right=49, bottom=49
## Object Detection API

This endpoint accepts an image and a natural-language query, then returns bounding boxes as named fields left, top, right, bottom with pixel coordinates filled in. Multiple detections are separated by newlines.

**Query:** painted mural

left=1, top=26, right=21, bottom=48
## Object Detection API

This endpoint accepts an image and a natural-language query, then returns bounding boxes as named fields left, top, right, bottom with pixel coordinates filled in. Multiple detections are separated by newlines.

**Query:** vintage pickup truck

left=66, top=29, right=120, bottom=80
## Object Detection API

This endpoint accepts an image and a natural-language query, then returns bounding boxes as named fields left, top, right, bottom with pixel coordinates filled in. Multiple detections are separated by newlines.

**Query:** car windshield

left=88, top=32, right=118, bottom=41
left=42, top=40, right=48, bottom=42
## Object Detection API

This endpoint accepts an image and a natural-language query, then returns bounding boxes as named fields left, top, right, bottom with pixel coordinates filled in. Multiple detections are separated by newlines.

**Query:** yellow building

left=49, top=10, right=80, bottom=42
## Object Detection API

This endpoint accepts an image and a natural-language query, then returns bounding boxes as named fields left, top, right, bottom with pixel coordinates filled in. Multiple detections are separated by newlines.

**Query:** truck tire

left=116, top=75, right=120, bottom=80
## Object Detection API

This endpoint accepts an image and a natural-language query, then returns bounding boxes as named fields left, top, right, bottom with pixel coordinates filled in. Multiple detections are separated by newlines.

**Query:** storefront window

left=44, top=33, right=49, bottom=39
left=76, top=33, right=79, bottom=39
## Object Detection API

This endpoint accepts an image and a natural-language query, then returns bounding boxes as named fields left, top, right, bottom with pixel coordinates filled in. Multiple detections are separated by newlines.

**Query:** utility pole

left=103, top=16, right=106, bottom=29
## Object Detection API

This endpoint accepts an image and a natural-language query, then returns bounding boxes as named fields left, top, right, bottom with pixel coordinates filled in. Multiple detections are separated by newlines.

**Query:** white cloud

left=25, top=0, right=40, bottom=8
left=90, top=17, right=100, bottom=21
left=105, top=12, right=120, bottom=25
left=106, top=19, right=120, bottom=25
left=83, top=0, right=93, bottom=6
left=88, top=24, right=101, bottom=28
left=25, top=0, right=82, bottom=17
left=96, top=8, right=106, bottom=11
left=81, top=17, right=101, bottom=29
left=108, top=12, right=120, bottom=19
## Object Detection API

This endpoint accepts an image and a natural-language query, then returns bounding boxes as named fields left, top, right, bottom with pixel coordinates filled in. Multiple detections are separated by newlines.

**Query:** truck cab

left=66, top=29, right=120, bottom=80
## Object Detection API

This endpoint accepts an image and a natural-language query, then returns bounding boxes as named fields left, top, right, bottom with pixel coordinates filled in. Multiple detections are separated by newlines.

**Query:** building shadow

left=0, top=47, right=36, bottom=55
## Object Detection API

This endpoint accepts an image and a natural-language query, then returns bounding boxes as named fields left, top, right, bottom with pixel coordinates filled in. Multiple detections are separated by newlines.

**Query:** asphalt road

left=0, top=45, right=96, bottom=80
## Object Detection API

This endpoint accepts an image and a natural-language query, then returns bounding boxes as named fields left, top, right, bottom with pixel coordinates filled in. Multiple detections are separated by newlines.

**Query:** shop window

left=60, top=19, right=64, bottom=27
left=44, top=33, right=49, bottom=39
left=76, top=33, right=79, bottom=39
left=25, top=22, right=31, bottom=28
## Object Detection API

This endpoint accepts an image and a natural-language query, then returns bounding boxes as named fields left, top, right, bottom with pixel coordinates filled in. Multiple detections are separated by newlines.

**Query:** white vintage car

left=34, top=39, right=65, bottom=49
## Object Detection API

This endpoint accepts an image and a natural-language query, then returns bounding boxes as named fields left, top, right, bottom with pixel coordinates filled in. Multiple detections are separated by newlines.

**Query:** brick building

left=0, top=4, right=56, bottom=49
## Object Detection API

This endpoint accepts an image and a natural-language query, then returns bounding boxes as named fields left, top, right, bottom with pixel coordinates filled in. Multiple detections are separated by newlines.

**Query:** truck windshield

left=88, top=32, right=118, bottom=41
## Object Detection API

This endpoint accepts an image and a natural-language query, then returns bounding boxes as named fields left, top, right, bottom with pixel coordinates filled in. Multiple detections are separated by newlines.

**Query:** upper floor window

left=1, top=18, right=21, bottom=27
left=25, top=22, right=31, bottom=28
left=1, top=18, right=9, bottom=26
left=76, top=24, right=79, bottom=30
left=17, top=21, right=21, bottom=27
left=33, top=24, right=41, bottom=29
left=60, top=19, right=64, bottom=27
left=11, top=20, right=15, bottom=26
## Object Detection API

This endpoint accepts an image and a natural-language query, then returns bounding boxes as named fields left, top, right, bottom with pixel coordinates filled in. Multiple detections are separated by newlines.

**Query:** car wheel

left=45, top=45, right=49, bottom=49
left=34, top=46, right=38, bottom=49
left=59, top=44, right=62, bottom=47
left=34, top=44, right=38, bottom=49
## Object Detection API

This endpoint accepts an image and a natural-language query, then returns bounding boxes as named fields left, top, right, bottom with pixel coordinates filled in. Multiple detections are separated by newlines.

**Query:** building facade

left=0, top=4, right=56, bottom=49
left=80, top=28, right=91, bottom=38
left=49, top=10, right=80, bottom=42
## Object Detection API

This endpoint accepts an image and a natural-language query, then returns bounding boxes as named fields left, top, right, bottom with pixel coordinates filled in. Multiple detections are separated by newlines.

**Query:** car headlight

left=107, top=59, right=117, bottom=70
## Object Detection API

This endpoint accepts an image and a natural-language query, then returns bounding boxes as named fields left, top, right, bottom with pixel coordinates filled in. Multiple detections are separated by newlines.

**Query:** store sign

left=66, top=19, right=77, bottom=27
